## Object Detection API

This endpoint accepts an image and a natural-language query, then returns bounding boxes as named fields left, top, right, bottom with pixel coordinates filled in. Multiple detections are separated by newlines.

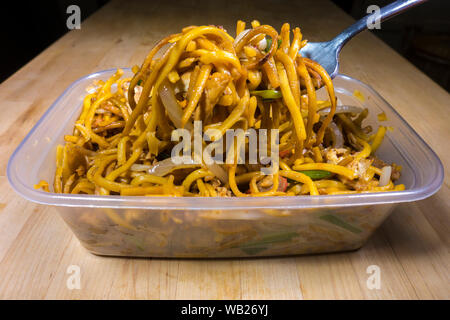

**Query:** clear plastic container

left=7, top=69, right=444, bottom=258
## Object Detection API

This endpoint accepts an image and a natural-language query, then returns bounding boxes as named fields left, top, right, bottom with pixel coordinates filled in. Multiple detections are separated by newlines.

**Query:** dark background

left=1, top=0, right=449, bottom=91
left=0, top=0, right=109, bottom=83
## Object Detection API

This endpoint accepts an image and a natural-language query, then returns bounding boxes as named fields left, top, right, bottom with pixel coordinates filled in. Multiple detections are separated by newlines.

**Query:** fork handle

left=333, top=0, right=428, bottom=49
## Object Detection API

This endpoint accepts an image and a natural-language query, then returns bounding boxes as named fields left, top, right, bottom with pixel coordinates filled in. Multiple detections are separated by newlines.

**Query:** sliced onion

left=159, top=82, right=193, bottom=130
left=379, top=166, right=392, bottom=187
left=319, top=105, right=364, bottom=116
left=147, top=157, right=200, bottom=177
left=203, top=153, right=228, bottom=184
left=202, top=146, right=228, bottom=183
left=206, top=163, right=228, bottom=183
left=141, top=155, right=228, bottom=183
left=233, top=29, right=250, bottom=46
left=329, top=121, right=344, bottom=148
left=130, top=164, right=152, bottom=171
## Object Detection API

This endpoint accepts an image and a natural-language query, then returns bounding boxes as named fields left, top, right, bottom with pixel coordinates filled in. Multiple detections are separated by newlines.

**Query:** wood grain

left=0, top=0, right=448, bottom=299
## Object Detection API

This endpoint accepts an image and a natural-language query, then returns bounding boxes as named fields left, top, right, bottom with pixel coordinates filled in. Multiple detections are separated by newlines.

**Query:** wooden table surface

left=0, top=0, right=448, bottom=300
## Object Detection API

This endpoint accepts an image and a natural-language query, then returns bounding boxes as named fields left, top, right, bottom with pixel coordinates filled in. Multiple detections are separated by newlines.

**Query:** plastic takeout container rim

left=7, top=69, right=444, bottom=210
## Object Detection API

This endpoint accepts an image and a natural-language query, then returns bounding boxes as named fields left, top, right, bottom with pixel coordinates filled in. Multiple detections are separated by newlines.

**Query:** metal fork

left=299, top=0, right=428, bottom=79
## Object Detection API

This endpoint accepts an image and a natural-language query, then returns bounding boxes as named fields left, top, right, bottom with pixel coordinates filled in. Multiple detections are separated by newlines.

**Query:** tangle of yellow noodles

left=37, top=21, right=402, bottom=197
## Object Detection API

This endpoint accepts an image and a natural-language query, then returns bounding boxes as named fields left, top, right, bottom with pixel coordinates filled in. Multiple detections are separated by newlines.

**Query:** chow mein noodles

left=35, top=21, right=404, bottom=197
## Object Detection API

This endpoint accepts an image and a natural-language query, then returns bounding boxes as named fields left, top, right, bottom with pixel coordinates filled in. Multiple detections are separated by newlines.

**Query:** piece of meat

left=348, top=158, right=373, bottom=179
left=371, top=157, right=388, bottom=169
left=325, top=148, right=349, bottom=165
left=370, top=157, right=401, bottom=181
left=215, top=186, right=232, bottom=197
left=279, top=149, right=291, bottom=158
left=256, top=175, right=288, bottom=193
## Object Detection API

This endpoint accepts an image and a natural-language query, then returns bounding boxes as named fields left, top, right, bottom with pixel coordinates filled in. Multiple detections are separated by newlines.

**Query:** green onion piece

left=264, top=37, right=272, bottom=53
left=128, top=236, right=145, bottom=251
left=263, top=37, right=282, bottom=53
left=250, top=89, right=282, bottom=100
left=238, top=231, right=298, bottom=255
left=319, top=214, right=362, bottom=234
left=137, top=79, right=143, bottom=86
left=297, top=170, right=333, bottom=180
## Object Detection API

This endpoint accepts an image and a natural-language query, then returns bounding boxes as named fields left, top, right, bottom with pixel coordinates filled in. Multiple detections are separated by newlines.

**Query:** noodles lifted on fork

left=36, top=21, right=404, bottom=197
